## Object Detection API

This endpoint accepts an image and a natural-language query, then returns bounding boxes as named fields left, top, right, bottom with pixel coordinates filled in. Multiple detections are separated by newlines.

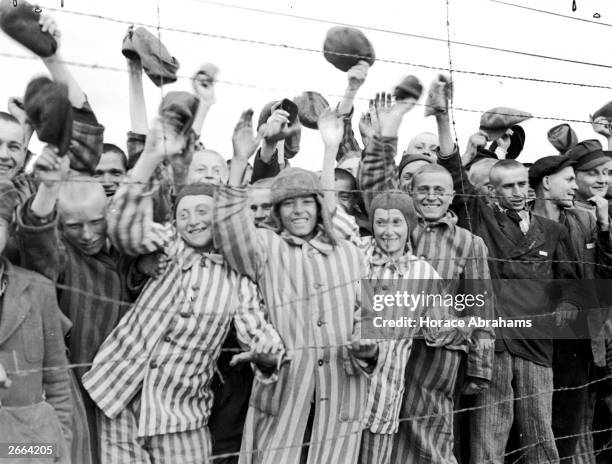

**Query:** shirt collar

left=181, top=242, right=225, bottom=271
left=279, top=225, right=334, bottom=255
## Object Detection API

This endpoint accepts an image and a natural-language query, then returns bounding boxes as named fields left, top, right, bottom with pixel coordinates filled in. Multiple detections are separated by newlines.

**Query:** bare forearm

left=128, top=61, right=148, bottom=134
left=31, top=185, right=59, bottom=217
left=192, top=104, right=211, bottom=138
left=436, top=113, right=454, bottom=157
left=338, top=88, right=358, bottom=115
left=42, top=53, right=86, bottom=108
left=130, top=151, right=165, bottom=184
left=322, top=145, right=338, bottom=213
left=229, top=157, right=248, bottom=187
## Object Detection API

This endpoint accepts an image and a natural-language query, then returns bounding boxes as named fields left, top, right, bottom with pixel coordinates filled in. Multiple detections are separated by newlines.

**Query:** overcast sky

left=1, top=0, right=612, bottom=170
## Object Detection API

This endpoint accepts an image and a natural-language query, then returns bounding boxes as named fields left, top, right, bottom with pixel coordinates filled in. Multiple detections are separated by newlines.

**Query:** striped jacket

left=358, top=135, right=494, bottom=381
left=359, top=238, right=441, bottom=434
left=82, top=233, right=283, bottom=438
left=213, top=185, right=374, bottom=464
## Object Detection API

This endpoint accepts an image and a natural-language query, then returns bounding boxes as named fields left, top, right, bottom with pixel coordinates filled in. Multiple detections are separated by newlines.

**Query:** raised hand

left=192, top=71, right=216, bottom=108
left=373, top=91, right=416, bottom=137
left=232, top=109, right=262, bottom=161
left=347, top=60, right=370, bottom=92
left=39, top=14, right=61, bottom=51
left=34, top=145, right=69, bottom=190
left=262, top=107, right=300, bottom=144
left=143, top=117, right=188, bottom=160
left=590, top=115, right=612, bottom=138
left=318, top=108, right=344, bottom=149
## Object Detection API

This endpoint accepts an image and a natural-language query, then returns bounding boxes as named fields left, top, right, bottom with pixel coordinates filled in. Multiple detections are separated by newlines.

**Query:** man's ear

left=542, top=176, right=551, bottom=191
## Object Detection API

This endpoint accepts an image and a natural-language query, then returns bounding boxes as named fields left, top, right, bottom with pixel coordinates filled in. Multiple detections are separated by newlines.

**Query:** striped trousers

left=99, top=393, right=212, bottom=464
left=469, top=350, right=559, bottom=464
left=390, top=340, right=462, bottom=463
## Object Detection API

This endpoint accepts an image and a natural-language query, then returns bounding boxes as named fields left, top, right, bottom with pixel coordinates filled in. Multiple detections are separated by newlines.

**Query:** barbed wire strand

left=2, top=50, right=608, bottom=126
left=35, top=6, right=612, bottom=92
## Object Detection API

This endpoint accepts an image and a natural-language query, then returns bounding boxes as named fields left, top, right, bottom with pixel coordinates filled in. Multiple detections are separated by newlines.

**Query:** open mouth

left=291, top=218, right=309, bottom=225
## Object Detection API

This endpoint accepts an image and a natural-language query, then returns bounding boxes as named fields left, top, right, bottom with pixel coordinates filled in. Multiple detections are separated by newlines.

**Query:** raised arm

left=358, top=92, right=415, bottom=212
left=191, top=66, right=217, bottom=140
left=127, top=57, right=148, bottom=135
left=318, top=108, right=344, bottom=214
left=16, top=146, right=69, bottom=282
left=215, top=110, right=268, bottom=282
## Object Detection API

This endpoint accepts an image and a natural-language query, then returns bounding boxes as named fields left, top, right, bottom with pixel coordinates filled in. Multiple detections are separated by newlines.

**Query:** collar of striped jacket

left=417, top=210, right=458, bottom=229
left=279, top=227, right=334, bottom=255
left=369, top=244, right=420, bottom=275
left=181, top=244, right=225, bottom=270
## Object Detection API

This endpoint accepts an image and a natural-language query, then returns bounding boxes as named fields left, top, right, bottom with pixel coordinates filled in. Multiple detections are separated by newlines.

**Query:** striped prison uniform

left=16, top=195, right=137, bottom=464
left=213, top=185, right=376, bottom=464
left=356, top=237, right=442, bottom=464
left=358, top=134, right=493, bottom=463
left=82, top=232, right=284, bottom=463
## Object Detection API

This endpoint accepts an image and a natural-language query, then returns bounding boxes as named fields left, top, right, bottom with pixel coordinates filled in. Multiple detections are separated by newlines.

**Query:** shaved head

left=58, top=177, right=108, bottom=255
left=188, top=149, right=228, bottom=184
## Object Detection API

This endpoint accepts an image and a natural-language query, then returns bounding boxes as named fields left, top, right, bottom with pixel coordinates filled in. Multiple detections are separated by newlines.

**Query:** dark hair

left=102, top=143, right=128, bottom=171
left=334, top=168, right=357, bottom=190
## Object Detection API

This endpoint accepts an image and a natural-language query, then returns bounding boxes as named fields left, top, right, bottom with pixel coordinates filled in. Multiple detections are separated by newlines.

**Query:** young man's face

left=406, top=133, right=439, bottom=160
left=373, top=208, right=408, bottom=256
left=60, top=194, right=108, bottom=256
left=248, top=187, right=272, bottom=227
left=547, top=166, right=577, bottom=209
left=335, top=177, right=355, bottom=212
left=94, top=151, right=127, bottom=197
left=175, top=194, right=214, bottom=249
left=399, top=160, right=429, bottom=192
left=0, top=120, right=25, bottom=181
left=575, top=164, right=609, bottom=199
left=490, top=166, right=529, bottom=211
left=411, top=171, right=454, bottom=222
left=188, top=150, right=228, bottom=185
left=279, top=195, right=318, bottom=240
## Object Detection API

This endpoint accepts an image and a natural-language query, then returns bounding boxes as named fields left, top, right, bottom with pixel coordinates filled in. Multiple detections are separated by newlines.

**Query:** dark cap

left=528, top=156, right=576, bottom=189
left=566, top=139, right=608, bottom=171
left=398, top=154, right=432, bottom=175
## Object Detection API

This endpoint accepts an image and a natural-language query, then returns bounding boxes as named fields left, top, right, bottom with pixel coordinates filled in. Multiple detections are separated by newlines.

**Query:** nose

left=82, top=224, right=93, bottom=241
left=255, top=206, right=265, bottom=218
left=570, top=180, right=578, bottom=190
left=0, top=144, right=9, bottom=160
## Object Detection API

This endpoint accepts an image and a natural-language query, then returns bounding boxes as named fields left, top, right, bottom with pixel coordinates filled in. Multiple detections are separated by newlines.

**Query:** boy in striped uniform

left=81, top=120, right=286, bottom=464
left=213, top=110, right=379, bottom=464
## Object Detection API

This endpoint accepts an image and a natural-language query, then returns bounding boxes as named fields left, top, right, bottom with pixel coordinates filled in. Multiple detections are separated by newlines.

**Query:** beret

left=592, top=101, right=612, bottom=121
left=566, top=139, right=609, bottom=171
left=547, top=123, right=578, bottom=154
left=323, top=26, right=375, bottom=72
left=393, top=75, right=423, bottom=101
left=0, top=0, right=57, bottom=57
left=293, top=92, right=330, bottom=130
left=158, top=91, right=200, bottom=135
left=24, top=76, right=73, bottom=157
left=479, top=107, right=532, bottom=141
left=528, top=156, right=576, bottom=189
left=122, top=26, right=179, bottom=87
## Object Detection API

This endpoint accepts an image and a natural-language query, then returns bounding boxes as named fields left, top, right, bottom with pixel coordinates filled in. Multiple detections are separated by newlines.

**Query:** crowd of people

left=1, top=3, right=612, bottom=464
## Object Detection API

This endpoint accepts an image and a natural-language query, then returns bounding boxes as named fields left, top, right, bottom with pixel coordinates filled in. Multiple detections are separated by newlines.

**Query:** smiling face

left=175, top=194, right=214, bottom=249
left=373, top=208, right=408, bottom=258
left=0, top=119, right=25, bottom=181
left=411, top=170, right=454, bottom=221
left=575, top=163, right=609, bottom=200
left=94, top=150, right=127, bottom=197
left=278, top=195, right=318, bottom=240
left=490, top=165, right=529, bottom=211
left=187, top=150, right=228, bottom=185
left=406, top=133, right=439, bottom=160
left=545, top=166, right=577, bottom=209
